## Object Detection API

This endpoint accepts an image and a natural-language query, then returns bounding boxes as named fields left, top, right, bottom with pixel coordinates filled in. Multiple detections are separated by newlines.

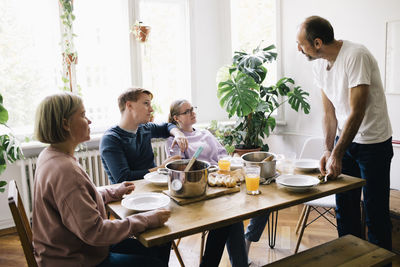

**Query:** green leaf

left=0, top=181, right=6, bottom=187
left=288, top=86, right=311, bottom=114
left=263, top=44, right=276, bottom=51
left=218, top=72, right=260, bottom=117
left=0, top=94, right=3, bottom=104
left=0, top=104, right=9, bottom=124
left=263, top=116, right=276, bottom=137
left=261, top=143, right=269, bottom=152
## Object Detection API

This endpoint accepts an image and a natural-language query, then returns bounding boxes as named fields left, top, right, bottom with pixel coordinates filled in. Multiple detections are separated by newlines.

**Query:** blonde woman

left=33, top=93, right=171, bottom=266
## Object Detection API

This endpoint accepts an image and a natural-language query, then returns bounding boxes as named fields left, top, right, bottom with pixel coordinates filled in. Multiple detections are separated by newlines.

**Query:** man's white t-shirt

left=313, top=40, right=392, bottom=144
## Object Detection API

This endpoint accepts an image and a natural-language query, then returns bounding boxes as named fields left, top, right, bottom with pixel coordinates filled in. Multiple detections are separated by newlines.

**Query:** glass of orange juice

left=244, top=165, right=261, bottom=195
left=218, top=157, right=231, bottom=174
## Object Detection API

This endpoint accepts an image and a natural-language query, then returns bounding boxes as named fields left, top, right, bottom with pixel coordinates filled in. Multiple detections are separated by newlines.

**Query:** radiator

left=17, top=139, right=167, bottom=218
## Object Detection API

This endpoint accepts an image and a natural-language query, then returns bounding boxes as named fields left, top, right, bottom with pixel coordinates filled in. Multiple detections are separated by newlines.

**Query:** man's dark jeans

left=335, top=137, right=393, bottom=251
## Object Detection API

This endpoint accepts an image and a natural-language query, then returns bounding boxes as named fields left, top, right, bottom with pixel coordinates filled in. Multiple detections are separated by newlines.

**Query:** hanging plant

left=131, top=21, right=151, bottom=42
left=59, top=0, right=78, bottom=92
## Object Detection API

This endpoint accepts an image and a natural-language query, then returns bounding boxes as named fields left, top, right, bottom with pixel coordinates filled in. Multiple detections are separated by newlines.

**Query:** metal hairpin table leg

left=267, top=210, right=278, bottom=248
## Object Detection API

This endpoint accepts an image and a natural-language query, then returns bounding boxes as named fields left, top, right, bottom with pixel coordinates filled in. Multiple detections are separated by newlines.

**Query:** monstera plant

left=0, top=93, right=24, bottom=192
left=217, top=44, right=310, bottom=153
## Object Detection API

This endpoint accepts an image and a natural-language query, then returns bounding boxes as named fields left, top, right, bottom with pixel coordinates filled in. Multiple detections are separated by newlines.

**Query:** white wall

left=272, top=0, right=400, bottom=189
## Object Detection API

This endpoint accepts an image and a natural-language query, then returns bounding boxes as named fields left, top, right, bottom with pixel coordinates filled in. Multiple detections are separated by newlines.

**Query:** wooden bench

left=265, top=235, right=395, bottom=267
left=390, top=189, right=400, bottom=254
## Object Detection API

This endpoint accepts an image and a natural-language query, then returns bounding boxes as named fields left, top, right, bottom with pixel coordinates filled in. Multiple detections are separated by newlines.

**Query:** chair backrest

left=8, top=180, right=38, bottom=267
left=299, top=136, right=325, bottom=159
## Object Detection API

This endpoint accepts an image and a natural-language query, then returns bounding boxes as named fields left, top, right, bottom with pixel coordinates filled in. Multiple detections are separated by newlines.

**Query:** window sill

left=19, top=119, right=288, bottom=158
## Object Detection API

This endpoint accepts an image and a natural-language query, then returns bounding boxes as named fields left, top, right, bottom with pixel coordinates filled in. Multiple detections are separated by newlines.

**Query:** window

left=73, top=0, right=191, bottom=131
left=230, top=0, right=282, bottom=119
left=1, top=0, right=190, bottom=139
left=230, top=0, right=277, bottom=86
left=74, top=0, right=131, bottom=132
left=133, top=0, right=191, bottom=123
left=0, top=0, right=61, bottom=137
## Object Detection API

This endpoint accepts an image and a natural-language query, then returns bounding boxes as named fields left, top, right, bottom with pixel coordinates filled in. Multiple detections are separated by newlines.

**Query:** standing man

left=296, top=16, right=393, bottom=250
left=100, top=88, right=187, bottom=184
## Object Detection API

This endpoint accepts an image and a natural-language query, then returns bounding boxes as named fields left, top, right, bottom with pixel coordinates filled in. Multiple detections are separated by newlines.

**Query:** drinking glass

left=244, top=165, right=261, bottom=195
left=218, top=156, right=231, bottom=174
left=282, top=152, right=296, bottom=175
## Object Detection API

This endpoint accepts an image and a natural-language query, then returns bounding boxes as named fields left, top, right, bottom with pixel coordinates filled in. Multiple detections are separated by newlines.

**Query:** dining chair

left=294, top=137, right=366, bottom=253
left=294, top=136, right=337, bottom=254
left=8, top=179, right=38, bottom=267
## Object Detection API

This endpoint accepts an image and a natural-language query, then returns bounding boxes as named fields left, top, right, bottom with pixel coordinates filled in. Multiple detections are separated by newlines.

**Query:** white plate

left=144, top=172, right=168, bottom=186
left=294, top=159, right=320, bottom=171
left=121, top=193, right=170, bottom=212
left=276, top=174, right=320, bottom=192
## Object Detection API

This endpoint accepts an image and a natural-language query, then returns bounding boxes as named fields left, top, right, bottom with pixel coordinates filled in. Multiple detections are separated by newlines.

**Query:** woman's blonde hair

left=168, top=99, right=188, bottom=126
left=34, top=93, right=83, bottom=144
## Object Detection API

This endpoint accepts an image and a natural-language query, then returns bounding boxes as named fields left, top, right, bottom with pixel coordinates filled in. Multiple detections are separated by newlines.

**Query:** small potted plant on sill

left=216, top=44, right=311, bottom=155
left=131, top=21, right=151, bottom=43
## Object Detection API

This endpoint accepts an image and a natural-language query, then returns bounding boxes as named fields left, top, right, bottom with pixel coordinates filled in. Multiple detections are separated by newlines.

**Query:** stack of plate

left=294, top=159, right=320, bottom=172
left=144, top=172, right=168, bottom=186
left=275, top=174, right=320, bottom=192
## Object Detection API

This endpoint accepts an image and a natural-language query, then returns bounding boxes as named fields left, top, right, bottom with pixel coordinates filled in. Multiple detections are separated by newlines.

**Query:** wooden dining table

left=106, top=171, right=365, bottom=248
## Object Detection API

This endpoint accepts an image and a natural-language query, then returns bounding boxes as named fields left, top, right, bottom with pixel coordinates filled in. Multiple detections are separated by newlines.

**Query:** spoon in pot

left=184, top=146, right=204, bottom=172
left=262, top=155, right=274, bottom=162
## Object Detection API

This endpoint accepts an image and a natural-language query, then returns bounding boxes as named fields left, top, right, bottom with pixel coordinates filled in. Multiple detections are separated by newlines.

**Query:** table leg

left=295, top=205, right=307, bottom=234
left=199, top=231, right=208, bottom=264
left=267, top=210, right=278, bottom=248
left=172, top=240, right=185, bottom=267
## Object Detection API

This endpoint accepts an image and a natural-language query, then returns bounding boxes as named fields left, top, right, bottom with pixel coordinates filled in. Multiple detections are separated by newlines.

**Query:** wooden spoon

left=262, top=155, right=274, bottom=162
left=184, top=146, right=204, bottom=172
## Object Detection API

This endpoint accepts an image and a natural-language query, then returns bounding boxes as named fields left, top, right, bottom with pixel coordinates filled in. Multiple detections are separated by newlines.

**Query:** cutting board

left=163, top=186, right=240, bottom=205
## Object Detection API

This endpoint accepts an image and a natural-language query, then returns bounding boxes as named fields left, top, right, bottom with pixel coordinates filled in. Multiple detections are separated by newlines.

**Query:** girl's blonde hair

left=168, top=99, right=188, bottom=126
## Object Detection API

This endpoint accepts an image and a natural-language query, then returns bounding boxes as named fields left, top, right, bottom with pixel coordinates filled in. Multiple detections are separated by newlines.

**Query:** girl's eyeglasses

left=179, top=106, right=197, bottom=115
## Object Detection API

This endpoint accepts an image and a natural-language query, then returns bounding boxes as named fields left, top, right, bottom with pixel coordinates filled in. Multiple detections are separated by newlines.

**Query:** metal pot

left=241, top=151, right=277, bottom=179
left=158, top=159, right=218, bottom=198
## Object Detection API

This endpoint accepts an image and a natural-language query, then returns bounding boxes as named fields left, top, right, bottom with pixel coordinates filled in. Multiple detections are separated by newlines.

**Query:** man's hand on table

left=320, top=150, right=342, bottom=179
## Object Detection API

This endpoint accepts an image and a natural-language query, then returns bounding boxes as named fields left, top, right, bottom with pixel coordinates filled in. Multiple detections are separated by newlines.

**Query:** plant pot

left=133, top=25, right=151, bottom=42
left=233, top=146, right=261, bottom=157
left=63, top=53, right=77, bottom=65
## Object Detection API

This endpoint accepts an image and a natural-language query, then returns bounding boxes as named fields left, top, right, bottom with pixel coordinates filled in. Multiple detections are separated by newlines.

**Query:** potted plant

left=131, top=21, right=151, bottom=43
left=0, top=93, right=24, bottom=193
left=216, top=44, right=310, bottom=155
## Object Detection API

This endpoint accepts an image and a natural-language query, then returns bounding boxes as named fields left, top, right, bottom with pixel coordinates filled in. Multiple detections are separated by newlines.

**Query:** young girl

left=166, top=99, right=248, bottom=267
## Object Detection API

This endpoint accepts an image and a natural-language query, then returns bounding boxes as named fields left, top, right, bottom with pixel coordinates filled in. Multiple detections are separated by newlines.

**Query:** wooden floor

left=1, top=204, right=399, bottom=267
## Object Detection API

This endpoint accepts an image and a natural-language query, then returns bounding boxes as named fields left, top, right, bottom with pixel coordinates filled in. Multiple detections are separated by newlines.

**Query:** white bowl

left=144, top=172, right=168, bottom=186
